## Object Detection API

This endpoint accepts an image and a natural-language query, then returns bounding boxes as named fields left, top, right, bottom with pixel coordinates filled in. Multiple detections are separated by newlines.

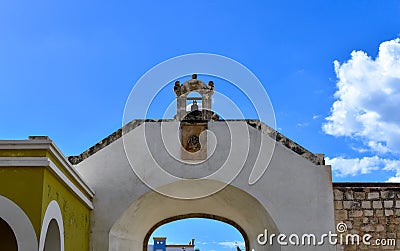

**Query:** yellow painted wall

left=0, top=149, right=92, bottom=199
left=0, top=146, right=92, bottom=251
left=42, top=168, right=90, bottom=251
left=46, top=151, right=93, bottom=199
left=0, top=166, right=91, bottom=250
left=0, top=167, right=44, bottom=236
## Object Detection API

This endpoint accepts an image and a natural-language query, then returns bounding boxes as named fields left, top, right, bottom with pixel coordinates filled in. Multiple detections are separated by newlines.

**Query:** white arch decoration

left=39, top=200, right=64, bottom=251
left=0, top=195, right=38, bottom=251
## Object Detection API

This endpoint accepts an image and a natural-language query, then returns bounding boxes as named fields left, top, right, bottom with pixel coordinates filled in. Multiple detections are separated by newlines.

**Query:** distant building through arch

left=145, top=214, right=249, bottom=251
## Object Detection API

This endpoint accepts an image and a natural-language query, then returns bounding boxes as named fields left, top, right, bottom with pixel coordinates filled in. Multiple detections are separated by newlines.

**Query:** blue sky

left=149, top=218, right=246, bottom=251
left=1, top=0, right=398, bottom=182
left=1, top=1, right=400, bottom=250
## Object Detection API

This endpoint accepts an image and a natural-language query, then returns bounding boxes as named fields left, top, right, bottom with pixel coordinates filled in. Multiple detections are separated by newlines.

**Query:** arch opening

left=43, top=219, right=61, bottom=251
left=144, top=214, right=248, bottom=251
left=186, top=92, right=203, bottom=111
left=0, top=217, right=18, bottom=251
left=0, top=195, right=38, bottom=250
left=39, top=200, right=64, bottom=251
left=109, top=180, right=280, bottom=251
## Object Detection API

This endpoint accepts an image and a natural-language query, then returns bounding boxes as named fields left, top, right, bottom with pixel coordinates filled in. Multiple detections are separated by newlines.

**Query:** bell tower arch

left=174, top=74, right=215, bottom=121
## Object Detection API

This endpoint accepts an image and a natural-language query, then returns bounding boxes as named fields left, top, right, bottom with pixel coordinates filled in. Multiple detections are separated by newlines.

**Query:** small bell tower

left=174, top=74, right=214, bottom=121
left=174, top=74, right=215, bottom=160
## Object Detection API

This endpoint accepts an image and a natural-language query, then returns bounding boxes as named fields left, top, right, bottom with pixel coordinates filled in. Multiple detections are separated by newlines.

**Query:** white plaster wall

left=76, top=121, right=335, bottom=251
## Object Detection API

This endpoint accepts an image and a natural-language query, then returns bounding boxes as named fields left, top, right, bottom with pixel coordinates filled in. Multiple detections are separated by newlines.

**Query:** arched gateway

left=109, top=181, right=278, bottom=251
left=73, top=76, right=335, bottom=251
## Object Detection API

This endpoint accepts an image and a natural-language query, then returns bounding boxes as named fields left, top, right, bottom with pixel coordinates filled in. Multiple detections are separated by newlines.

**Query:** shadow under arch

left=144, top=213, right=249, bottom=251
left=109, top=180, right=280, bottom=251
left=43, top=219, right=61, bottom=251
left=0, top=217, right=18, bottom=251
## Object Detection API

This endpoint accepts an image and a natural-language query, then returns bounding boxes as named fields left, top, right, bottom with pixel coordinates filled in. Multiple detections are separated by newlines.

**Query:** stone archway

left=109, top=180, right=280, bottom=251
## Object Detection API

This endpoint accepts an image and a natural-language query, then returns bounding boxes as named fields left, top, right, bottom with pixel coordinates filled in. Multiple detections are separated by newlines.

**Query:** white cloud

left=387, top=176, right=400, bottom=182
left=196, top=241, right=208, bottom=245
left=382, top=159, right=400, bottom=182
left=323, top=39, right=400, bottom=182
left=218, top=241, right=245, bottom=249
left=325, top=156, right=400, bottom=181
left=323, top=38, right=400, bottom=154
left=326, top=156, right=379, bottom=177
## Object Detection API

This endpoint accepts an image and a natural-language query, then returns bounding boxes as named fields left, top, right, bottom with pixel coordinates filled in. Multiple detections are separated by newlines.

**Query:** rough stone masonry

left=333, top=183, right=400, bottom=251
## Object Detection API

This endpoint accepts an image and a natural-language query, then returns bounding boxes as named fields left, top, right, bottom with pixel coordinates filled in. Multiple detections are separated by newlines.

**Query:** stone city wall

left=333, top=183, right=400, bottom=250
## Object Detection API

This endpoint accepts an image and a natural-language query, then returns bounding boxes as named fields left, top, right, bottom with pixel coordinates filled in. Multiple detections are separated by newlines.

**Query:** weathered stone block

left=334, top=189, right=343, bottom=200
left=378, top=217, right=386, bottom=224
left=381, top=190, right=395, bottom=199
left=336, top=210, right=348, bottom=220
left=335, top=201, right=343, bottom=209
left=364, top=210, right=373, bottom=216
left=385, top=209, right=394, bottom=216
left=361, top=201, right=371, bottom=209
left=345, top=191, right=354, bottom=200
left=349, top=228, right=361, bottom=235
left=384, top=200, right=394, bottom=208
left=373, top=201, right=382, bottom=209
left=376, top=210, right=384, bottom=216
left=354, top=192, right=366, bottom=200
left=343, top=201, right=353, bottom=209
left=386, top=225, right=396, bottom=234
left=349, top=210, right=363, bottom=218
left=368, top=192, right=380, bottom=200
left=352, top=218, right=362, bottom=228
left=396, top=200, right=400, bottom=208
left=343, top=201, right=361, bottom=209
left=376, top=224, right=385, bottom=232
left=361, top=225, right=374, bottom=232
